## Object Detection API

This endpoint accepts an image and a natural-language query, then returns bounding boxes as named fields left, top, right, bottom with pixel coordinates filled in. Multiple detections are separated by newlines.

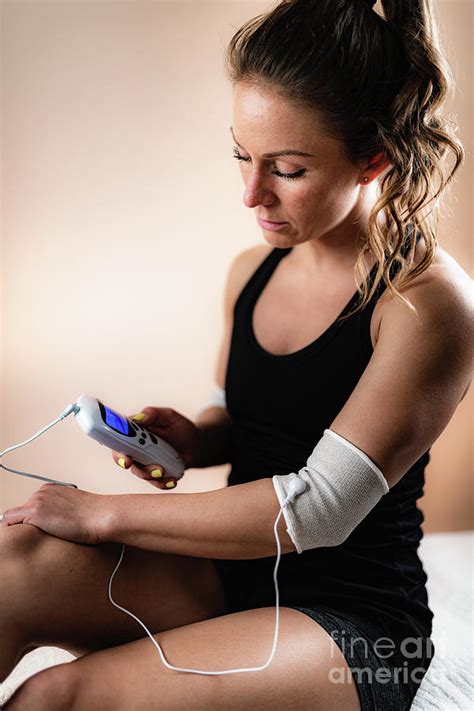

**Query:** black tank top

left=221, top=233, right=434, bottom=648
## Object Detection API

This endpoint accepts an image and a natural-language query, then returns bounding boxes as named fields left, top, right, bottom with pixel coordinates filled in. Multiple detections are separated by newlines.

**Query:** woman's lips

left=257, top=217, right=288, bottom=231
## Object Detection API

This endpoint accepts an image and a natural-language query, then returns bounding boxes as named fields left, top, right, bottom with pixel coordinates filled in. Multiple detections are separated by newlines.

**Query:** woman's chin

left=261, top=229, right=295, bottom=249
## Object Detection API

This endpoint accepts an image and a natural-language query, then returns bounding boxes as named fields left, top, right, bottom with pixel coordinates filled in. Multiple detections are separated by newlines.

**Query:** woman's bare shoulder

left=378, top=243, right=473, bottom=338
left=378, top=242, right=472, bottom=310
left=414, top=245, right=471, bottom=314
left=435, top=246, right=472, bottom=290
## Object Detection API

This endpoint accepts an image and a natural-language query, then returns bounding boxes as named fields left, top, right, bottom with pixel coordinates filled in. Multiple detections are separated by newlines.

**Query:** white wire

left=0, top=403, right=79, bottom=459
left=0, top=403, right=79, bottom=489
left=0, top=463, right=78, bottom=489
left=107, top=502, right=291, bottom=675
left=0, top=417, right=66, bottom=458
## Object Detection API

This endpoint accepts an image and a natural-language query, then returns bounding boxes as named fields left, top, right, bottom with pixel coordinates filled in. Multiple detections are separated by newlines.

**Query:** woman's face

left=231, top=80, right=374, bottom=250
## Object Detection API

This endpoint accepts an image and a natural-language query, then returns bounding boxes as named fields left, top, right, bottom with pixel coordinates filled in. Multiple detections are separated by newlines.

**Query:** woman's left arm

left=329, top=266, right=473, bottom=489
left=103, top=478, right=294, bottom=557
left=1, top=478, right=295, bottom=558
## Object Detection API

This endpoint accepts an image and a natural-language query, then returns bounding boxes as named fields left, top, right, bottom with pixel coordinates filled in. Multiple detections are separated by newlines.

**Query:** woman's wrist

left=98, top=494, right=123, bottom=543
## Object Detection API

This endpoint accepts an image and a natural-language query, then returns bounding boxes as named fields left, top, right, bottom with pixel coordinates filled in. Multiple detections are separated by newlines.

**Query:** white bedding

left=1, top=531, right=473, bottom=708
left=411, top=531, right=473, bottom=710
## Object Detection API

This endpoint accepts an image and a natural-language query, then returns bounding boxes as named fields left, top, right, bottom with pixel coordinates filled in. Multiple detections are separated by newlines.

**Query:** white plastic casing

left=74, top=395, right=185, bottom=479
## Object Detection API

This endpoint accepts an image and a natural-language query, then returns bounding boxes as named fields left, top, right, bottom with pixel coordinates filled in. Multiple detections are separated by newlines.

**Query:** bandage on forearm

left=195, top=384, right=227, bottom=419
left=272, top=429, right=389, bottom=553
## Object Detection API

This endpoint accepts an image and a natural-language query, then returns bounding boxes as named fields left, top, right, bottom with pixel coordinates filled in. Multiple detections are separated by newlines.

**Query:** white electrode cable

left=0, top=463, right=78, bottom=489
left=0, top=403, right=79, bottom=459
left=106, top=482, right=305, bottom=676
left=0, top=402, right=80, bottom=489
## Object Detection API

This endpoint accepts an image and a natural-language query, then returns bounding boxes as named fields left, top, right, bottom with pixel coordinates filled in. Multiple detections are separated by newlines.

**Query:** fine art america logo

left=328, top=630, right=436, bottom=685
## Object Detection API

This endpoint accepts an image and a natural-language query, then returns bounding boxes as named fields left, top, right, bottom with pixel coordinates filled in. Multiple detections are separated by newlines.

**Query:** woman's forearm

left=100, top=478, right=295, bottom=558
left=191, top=406, right=233, bottom=468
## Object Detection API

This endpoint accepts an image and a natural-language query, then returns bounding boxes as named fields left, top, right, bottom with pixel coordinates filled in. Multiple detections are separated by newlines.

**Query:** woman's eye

left=273, top=167, right=306, bottom=180
left=232, top=149, right=251, bottom=164
left=232, top=149, right=305, bottom=181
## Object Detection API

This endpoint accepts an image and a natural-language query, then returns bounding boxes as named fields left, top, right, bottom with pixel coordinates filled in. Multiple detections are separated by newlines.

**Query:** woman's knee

left=0, top=524, right=50, bottom=608
left=1, top=521, right=117, bottom=578
left=0, top=524, right=66, bottom=599
left=0, top=523, right=48, bottom=559
left=0, top=527, right=51, bottom=651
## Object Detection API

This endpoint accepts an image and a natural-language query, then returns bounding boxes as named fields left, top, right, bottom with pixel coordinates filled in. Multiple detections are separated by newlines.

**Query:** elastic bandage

left=272, top=429, right=389, bottom=553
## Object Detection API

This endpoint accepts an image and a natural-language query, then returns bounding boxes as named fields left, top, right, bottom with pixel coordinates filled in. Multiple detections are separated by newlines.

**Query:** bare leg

left=0, top=523, right=228, bottom=682
left=4, top=608, right=362, bottom=711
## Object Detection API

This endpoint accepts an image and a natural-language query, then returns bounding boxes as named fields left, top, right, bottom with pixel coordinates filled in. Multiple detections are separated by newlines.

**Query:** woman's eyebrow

left=229, top=126, right=315, bottom=159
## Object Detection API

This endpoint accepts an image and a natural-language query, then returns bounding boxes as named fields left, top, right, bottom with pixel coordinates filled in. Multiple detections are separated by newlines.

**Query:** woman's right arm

left=192, top=244, right=272, bottom=468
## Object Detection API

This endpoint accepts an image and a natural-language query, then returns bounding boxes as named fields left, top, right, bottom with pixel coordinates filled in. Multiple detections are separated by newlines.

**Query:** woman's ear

left=358, top=148, right=391, bottom=183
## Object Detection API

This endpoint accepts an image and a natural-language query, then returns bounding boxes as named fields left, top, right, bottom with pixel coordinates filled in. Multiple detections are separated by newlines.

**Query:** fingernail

left=131, top=413, right=145, bottom=421
left=165, top=481, right=176, bottom=489
left=118, top=457, right=126, bottom=469
left=151, top=468, right=163, bottom=479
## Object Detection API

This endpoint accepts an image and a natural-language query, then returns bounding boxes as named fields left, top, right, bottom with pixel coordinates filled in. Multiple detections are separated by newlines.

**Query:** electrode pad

left=272, top=429, right=389, bottom=553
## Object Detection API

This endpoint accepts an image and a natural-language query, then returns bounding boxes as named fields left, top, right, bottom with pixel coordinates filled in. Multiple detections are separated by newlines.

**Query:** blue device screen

left=104, top=406, right=129, bottom=435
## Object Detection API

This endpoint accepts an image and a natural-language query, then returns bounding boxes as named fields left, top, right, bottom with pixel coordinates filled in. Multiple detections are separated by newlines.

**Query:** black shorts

left=288, top=606, right=434, bottom=711
left=213, top=560, right=433, bottom=711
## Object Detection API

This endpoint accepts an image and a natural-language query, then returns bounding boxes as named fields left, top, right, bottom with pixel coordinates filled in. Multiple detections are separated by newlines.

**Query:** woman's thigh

left=6, top=607, right=361, bottom=711
left=2, top=523, right=228, bottom=656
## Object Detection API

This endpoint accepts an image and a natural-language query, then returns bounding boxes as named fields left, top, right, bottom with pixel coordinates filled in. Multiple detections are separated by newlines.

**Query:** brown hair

left=225, top=0, right=464, bottom=319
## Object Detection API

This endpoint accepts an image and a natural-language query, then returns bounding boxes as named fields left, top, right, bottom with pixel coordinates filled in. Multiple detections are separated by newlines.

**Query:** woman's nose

left=243, top=171, right=274, bottom=209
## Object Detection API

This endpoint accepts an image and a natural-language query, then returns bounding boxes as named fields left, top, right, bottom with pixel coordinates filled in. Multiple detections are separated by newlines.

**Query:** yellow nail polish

left=165, top=481, right=176, bottom=489
left=118, top=457, right=126, bottom=469
left=151, top=469, right=163, bottom=479
left=131, top=413, right=145, bottom=421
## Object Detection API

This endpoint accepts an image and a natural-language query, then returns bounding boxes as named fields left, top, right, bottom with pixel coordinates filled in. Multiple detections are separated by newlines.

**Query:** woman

left=1, top=0, right=471, bottom=709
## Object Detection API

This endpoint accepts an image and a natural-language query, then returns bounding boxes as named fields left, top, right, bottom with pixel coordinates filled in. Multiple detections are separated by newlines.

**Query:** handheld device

left=74, top=395, right=185, bottom=480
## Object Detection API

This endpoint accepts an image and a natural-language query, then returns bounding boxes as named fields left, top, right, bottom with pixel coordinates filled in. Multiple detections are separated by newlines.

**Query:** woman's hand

left=111, top=407, right=200, bottom=490
left=1, top=484, right=107, bottom=545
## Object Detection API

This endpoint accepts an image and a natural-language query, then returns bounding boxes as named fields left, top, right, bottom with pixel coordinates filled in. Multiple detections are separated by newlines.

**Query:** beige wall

left=1, top=1, right=472, bottom=532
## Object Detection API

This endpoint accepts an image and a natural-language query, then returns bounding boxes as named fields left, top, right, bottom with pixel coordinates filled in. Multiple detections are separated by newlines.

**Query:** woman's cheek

left=304, top=188, right=350, bottom=235
left=322, top=179, right=356, bottom=215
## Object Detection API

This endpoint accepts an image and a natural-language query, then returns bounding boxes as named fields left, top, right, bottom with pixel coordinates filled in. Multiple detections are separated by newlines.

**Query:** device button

left=150, top=434, right=158, bottom=445
left=130, top=422, right=139, bottom=431
left=139, top=438, right=146, bottom=445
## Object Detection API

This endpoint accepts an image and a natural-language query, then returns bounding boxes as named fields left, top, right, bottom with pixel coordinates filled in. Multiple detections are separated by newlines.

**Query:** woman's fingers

left=111, top=451, right=177, bottom=489
left=128, top=462, right=164, bottom=482
left=112, top=451, right=132, bottom=469
left=130, top=463, right=178, bottom=490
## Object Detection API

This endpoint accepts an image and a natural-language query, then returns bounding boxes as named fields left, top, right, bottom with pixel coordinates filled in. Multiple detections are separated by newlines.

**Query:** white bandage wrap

left=272, top=429, right=389, bottom=554
left=195, top=384, right=227, bottom=419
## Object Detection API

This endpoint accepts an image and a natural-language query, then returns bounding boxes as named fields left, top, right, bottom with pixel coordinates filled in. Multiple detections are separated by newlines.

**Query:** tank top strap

left=232, top=246, right=292, bottom=320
